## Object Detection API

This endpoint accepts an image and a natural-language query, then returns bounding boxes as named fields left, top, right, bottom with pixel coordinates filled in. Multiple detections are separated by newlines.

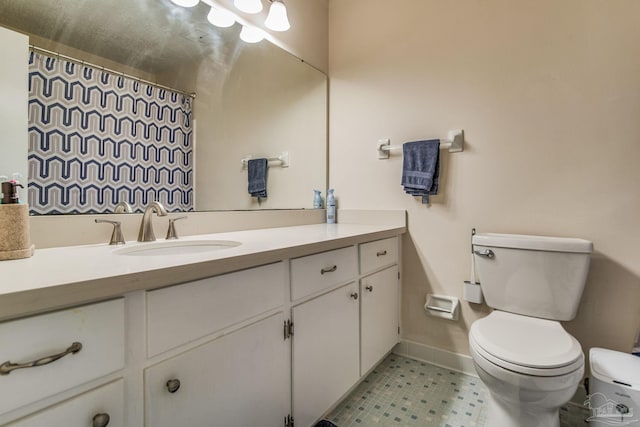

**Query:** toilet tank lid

left=473, top=233, right=593, bottom=253
left=589, top=348, right=640, bottom=391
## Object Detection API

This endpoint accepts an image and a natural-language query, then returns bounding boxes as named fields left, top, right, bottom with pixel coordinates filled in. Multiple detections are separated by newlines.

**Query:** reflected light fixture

left=207, top=6, right=236, bottom=28
left=170, top=0, right=199, bottom=7
left=265, top=0, right=290, bottom=32
left=234, top=0, right=263, bottom=14
left=239, top=25, right=265, bottom=43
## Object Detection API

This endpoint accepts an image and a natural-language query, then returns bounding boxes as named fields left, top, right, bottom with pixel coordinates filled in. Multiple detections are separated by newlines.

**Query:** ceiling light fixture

left=265, top=0, right=290, bottom=32
left=239, top=25, right=265, bottom=43
left=170, top=0, right=200, bottom=7
left=233, top=0, right=263, bottom=14
left=207, top=6, right=236, bottom=28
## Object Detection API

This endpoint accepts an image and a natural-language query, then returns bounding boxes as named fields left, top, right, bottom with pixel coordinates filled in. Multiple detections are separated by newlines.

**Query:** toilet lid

left=470, top=311, right=583, bottom=372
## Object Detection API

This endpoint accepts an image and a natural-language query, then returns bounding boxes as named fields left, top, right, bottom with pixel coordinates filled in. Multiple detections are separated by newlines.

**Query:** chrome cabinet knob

left=92, top=413, right=110, bottom=427
left=350, top=292, right=358, bottom=300
left=166, top=378, right=181, bottom=393
left=365, top=285, right=373, bottom=292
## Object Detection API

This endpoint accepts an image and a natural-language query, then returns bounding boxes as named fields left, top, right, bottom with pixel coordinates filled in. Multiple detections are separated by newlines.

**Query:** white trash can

left=587, top=348, right=640, bottom=426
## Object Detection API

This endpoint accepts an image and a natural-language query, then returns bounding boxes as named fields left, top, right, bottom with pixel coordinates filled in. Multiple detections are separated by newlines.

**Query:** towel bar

left=241, top=151, right=289, bottom=169
left=377, top=129, right=464, bottom=159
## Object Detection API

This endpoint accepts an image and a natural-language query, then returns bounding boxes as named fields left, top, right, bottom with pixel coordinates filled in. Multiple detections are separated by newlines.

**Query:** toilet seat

left=469, top=311, right=583, bottom=377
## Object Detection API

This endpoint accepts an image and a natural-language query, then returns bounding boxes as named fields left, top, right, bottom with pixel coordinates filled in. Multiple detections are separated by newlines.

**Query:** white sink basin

left=114, top=240, right=241, bottom=256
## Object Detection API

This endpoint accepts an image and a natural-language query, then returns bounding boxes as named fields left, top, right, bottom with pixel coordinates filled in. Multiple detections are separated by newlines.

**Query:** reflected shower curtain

left=27, top=51, right=194, bottom=215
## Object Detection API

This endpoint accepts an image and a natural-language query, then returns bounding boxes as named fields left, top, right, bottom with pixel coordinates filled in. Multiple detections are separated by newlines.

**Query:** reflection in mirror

left=0, top=0, right=327, bottom=214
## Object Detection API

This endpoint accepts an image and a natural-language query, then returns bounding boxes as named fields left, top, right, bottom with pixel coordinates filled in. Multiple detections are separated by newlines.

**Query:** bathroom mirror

left=0, top=0, right=327, bottom=214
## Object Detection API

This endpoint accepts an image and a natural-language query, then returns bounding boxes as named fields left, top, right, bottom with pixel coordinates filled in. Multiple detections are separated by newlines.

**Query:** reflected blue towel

left=248, top=158, right=268, bottom=201
left=401, top=139, right=440, bottom=204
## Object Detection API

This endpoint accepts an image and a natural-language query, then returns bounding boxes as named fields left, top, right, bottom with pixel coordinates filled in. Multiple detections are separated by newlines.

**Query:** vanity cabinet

left=145, top=313, right=289, bottom=427
left=291, top=237, right=400, bottom=427
left=0, top=228, right=402, bottom=427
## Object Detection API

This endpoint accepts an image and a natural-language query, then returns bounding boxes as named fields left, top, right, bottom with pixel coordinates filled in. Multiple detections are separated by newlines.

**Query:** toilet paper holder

left=424, top=294, right=459, bottom=321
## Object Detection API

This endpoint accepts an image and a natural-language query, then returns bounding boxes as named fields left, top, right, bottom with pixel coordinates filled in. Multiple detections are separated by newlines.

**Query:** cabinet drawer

left=0, top=299, right=124, bottom=415
left=6, top=380, right=124, bottom=427
left=290, top=246, right=358, bottom=301
left=147, top=262, right=285, bottom=357
left=359, top=237, right=399, bottom=275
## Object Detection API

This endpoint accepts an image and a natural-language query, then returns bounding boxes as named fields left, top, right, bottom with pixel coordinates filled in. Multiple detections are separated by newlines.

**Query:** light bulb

left=234, top=0, right=263, bottom=14
left=239, top=25, right=264, bottom=43
left=265, top=0, right=290, bottom=32
left=170, top=0, right=199, bottom=7
left=207, top=6, right=235, bottom=28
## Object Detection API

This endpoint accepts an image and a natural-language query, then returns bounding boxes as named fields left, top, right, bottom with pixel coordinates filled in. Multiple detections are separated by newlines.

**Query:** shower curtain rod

left=29, top=45, right=196, bottom=99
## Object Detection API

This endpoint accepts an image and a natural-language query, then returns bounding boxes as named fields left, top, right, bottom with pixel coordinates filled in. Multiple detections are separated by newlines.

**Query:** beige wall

left=329, top=0, right=640, bottom=359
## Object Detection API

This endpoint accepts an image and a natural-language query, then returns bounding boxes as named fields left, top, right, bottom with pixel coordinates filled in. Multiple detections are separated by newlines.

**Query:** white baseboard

left=392, top=339, right=478, bottom=377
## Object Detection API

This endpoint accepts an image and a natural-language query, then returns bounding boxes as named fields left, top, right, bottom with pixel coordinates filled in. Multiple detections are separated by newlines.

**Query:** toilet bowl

left=468, top=233, right=593, bottom=427
left=469, top=311, right=584, bottom=427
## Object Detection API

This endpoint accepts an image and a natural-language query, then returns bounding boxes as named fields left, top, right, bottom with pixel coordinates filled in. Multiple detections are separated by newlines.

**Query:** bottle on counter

left=313, top=189, right=323, bottom=209
left=326, top=188, right=336, bottom=224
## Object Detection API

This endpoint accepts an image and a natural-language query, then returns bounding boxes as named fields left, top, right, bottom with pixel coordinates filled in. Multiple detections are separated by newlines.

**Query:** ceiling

left=0, top=0, right=238, bottom=75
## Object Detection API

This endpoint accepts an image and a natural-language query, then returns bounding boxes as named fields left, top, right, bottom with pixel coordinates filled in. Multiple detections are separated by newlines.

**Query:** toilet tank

left=472, top=233, right=593, bottom=321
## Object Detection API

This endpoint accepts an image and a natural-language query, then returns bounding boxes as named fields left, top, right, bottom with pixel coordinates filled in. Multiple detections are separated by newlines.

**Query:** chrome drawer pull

left=0, top=341, right=82, bottom=376
left=376, top=250, right=387, bottom=257
left=93, top=413, right=110, bottom=427
left=320, top=265, right=337, bottom=274
left=473, top=249, right=495, bottom=259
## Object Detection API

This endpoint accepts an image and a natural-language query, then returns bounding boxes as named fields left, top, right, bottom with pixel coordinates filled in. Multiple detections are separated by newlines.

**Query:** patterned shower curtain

left=27, top=51, right=194, bottom=215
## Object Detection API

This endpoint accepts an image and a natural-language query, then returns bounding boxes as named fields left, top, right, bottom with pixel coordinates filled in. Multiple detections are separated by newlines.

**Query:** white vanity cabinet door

left=360, top=265, right=400, bottom=375
left=145, top=313, right=289, bottom=427
left=292, top=282, right=360, bottom=427
left=0, top=299, right=125, bottom=415
left=6, top=380, right=124, bottom=427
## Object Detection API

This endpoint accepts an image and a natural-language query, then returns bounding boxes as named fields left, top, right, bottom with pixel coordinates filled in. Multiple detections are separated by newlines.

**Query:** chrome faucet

left=114, top=201, right=133, bottom=214
left=137, top=201, right=168, bottom=242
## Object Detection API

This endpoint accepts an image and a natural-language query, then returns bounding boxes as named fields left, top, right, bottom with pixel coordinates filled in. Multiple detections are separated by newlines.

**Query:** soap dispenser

left=326, top=189, right=336, bottom=224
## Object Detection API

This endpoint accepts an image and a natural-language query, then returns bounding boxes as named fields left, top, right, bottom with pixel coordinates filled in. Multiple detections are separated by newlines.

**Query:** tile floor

left=325, top=354, right=590, bottom=427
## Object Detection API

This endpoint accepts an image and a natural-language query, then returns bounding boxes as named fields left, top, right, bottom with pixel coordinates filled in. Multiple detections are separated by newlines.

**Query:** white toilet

left=468, top=233, right=593, bottom=427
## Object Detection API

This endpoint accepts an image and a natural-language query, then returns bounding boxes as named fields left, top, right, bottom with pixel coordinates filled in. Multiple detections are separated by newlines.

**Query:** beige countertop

left=0, top=223, right=405, bottom=321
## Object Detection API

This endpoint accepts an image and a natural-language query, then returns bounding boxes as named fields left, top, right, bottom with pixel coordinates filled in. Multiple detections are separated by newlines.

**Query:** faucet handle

left=166, top=216, right=187, bottom=240
left=95, top=219, right=126, bottom=245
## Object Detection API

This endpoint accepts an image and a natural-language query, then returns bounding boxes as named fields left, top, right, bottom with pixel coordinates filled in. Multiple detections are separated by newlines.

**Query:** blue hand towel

left=248, top=158, right=268, bottom=202
left=401, top=139, right=440, bottom=204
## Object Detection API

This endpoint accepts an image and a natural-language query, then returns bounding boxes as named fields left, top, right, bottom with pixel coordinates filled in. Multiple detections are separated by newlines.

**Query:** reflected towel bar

left=377, top=129, right=464, bottom=159
left=241, top=151, right=289, bottom=169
